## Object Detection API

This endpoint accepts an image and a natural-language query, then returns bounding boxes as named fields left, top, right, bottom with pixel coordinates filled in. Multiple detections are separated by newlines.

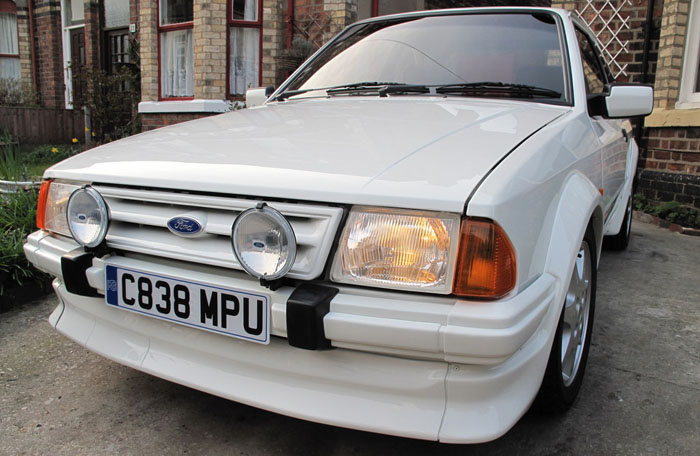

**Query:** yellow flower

left=85, top=127, right=90, bottom=132
left=91, top=132, right=95, bottom=137
left=50, top=147, right=58, bottom=153
left=72, top=138, right=78, bottom=143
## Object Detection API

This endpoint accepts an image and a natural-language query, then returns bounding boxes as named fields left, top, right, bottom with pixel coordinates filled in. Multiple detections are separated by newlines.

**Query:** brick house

left=135, top=0, right=550, bottom=129
left=2, top=0, right=698, bottom=209
left=0, top=0, right=136, bottom=109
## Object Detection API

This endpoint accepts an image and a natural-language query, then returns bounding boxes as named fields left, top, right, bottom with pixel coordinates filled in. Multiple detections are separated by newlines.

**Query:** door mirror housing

left=245, top=86, right=275, bottom=108
left=588, top=83, right=654, bottom=118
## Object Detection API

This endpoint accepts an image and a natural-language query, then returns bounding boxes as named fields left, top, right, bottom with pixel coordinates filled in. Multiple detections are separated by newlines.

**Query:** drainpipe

left=27, top=0, right=38, bottom=96
left=634, top=0, right=656, bottom=148
left=286, top=0, right=294, bottom=48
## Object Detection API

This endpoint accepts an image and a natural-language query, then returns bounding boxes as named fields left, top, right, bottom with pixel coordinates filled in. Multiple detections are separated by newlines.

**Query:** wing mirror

left=245, top=86, right=275, bottom=108
left=588, top=83, right=654, bottom=118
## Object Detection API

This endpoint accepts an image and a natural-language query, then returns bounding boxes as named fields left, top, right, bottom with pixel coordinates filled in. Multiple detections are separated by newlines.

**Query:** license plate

left=105, top=264, right=269, bottom=344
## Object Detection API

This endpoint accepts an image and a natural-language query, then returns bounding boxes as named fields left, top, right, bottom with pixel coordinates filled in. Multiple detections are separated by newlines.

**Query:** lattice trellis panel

left=575, top=0, right=633, bottom=79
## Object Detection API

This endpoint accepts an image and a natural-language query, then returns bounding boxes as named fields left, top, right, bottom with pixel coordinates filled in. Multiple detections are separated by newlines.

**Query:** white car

left=25, top=8, right=652, bottom=443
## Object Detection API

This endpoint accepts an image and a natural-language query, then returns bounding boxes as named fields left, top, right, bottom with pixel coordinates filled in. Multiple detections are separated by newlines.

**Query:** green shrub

left=633, top=193, right=700, bottom=229
left=22, top=144, right=79, bottom=166
left=0, top=189, right=45, bottom=294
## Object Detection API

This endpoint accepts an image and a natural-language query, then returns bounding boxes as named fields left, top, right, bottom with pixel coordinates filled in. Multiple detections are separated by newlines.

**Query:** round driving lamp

left=231, top=203, right=297, bottom=280
left=66, top=186, right=109, bottom=248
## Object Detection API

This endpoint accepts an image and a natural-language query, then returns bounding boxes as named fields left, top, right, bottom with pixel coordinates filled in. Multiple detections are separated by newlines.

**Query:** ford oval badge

left=167, top=216, right=203, bottom=237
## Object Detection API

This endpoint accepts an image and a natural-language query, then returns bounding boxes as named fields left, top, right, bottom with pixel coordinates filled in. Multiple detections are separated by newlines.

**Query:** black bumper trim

left=61, top=250, right=100, bottom=297
left=286, top=284, right=338, bottom=350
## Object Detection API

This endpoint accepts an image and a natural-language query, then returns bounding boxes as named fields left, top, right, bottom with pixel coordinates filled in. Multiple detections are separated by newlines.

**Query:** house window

left=107, top=29, right=130, bottom=75
left=678, top=0, right=700, bottom=109
left=229, top=0, right=261, bottom=96
left=0, top=0, right=20, bottom=80
left=159, top=0, right=194, bottom=99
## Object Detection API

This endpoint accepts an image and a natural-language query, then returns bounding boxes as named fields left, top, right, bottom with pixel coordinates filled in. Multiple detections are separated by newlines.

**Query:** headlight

left=331, top=207, right=461, bottom=293
left=37, top=180, right=80, bottom=236
left=231, top=203, right=297, bottom=280
left=66, top=186, right=109, bottom=248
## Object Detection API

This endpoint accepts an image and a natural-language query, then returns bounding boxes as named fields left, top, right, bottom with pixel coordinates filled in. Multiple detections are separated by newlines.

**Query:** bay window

left=159, top=0, right=194, bottom=99
left=0, top=0, right=20, bottom=80
left=229, top=0, right=261, bottom=96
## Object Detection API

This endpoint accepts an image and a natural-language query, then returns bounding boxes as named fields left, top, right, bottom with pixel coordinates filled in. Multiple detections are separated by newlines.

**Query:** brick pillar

left=130, top=0, right=139, bottom=30
left=323, top=0, right=354, bottom=43
left=654, top=0, right=691, bottom=110
left=83, top=1, right=103, bottom=70
left=33, top=0, right=64, bottom=108
left=193, top=0, right=227, bottom=100
left=262, top=0, right=284, bottom=87
left=139, top=0, right=158, bottom=101
left=16, top=6, right=33, bottom=88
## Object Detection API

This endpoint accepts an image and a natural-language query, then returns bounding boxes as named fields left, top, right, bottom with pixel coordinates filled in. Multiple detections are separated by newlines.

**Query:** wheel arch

left=545, top=170, right=604, bottom=287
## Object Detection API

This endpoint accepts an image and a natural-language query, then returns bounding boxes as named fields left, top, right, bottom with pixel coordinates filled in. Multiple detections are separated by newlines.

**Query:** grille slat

left=95, top=186, right=344, bottom=280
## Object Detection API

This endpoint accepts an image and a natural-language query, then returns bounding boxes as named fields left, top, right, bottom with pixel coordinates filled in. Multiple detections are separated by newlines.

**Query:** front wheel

left=535, top=226, right=596, bottom=413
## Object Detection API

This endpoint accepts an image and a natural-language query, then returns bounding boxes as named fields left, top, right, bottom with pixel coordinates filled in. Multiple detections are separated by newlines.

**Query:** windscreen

left=287, top=13, right=567, bottom=102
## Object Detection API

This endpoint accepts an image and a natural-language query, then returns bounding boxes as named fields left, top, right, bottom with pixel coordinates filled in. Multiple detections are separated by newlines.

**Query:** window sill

left=138, top=100, right=232, bottom=114
left=645, top=108, right=700, bottom=127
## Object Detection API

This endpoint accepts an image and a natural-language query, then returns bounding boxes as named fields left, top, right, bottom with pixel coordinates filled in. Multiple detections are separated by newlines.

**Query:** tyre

left=604, top=195, right=632, bottom=250
left=535, top=226, right=596, bottom=413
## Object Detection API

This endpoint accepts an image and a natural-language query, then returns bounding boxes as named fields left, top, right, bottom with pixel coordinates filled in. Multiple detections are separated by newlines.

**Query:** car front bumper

left=25, top=230, right=562, bottom=443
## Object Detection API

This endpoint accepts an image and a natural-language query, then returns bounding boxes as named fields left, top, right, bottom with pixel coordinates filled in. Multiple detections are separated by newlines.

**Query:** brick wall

left=15, top=5, right=33, bottom=86
left=139, top=0, right=158, bottom=101
left=84, top=1, right=103, bottom=71
left=262, top=0, right=284, bottom=87
left=141, top=112, right=219, bottom=131
left=193, top=0, right=227, bottom=99
left=639, top=128, right=700, bottom=208
left=654, top=0, right=689, bottom=109
left=32, top=1, right=64, bottom=108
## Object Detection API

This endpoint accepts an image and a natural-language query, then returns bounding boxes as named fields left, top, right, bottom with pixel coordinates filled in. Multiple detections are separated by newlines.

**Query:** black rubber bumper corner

left=286, top=284, right=338, bottom=350
left=61, top=249, right=100, bottom=297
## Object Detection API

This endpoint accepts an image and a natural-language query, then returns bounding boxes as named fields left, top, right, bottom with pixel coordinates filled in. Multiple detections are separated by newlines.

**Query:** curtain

left=0, top=12, right=18, bottom=54
left=0, top=12, right=19, bottom=79
left=233, top=0, right=257, bottom=21
left=229, top=27, right=260, bottom=95
left=0, top=57, right=19, bottom=79
left=161, top=29, right=194, bottom=97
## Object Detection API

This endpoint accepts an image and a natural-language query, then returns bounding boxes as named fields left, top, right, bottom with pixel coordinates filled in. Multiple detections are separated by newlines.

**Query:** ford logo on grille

left=167, top=216, right=203, bottom=237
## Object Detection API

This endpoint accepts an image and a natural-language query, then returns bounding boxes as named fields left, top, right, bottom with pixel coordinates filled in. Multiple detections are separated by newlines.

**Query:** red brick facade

left=639, top=128, right=700, bottom=208
left=141, top=112, right=219, bottom=131
left=32, top=1, right=64, bottom=108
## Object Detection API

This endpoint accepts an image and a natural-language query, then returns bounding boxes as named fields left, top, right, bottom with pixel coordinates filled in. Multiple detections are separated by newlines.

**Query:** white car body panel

left=47, top=98, right=566, bottom=213
left=24, top=7, right=648, bottom=444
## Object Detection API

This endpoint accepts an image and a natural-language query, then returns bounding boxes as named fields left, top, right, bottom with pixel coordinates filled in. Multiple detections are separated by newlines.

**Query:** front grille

left=93, top=186, right=344, bottom=280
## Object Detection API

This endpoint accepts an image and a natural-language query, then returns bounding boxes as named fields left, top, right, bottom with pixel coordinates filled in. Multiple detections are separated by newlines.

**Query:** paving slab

left=1, top=220, right=699, bottom=455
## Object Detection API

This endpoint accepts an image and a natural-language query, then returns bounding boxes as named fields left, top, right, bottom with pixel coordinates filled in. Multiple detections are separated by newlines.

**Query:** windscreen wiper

left=273, top=82, right=406, bottom=101
left=436, top=82, right=561, bottom=98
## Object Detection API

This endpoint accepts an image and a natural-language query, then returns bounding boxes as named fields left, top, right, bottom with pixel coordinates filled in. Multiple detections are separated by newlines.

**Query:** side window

left=575, top=27, right=606, bottom=95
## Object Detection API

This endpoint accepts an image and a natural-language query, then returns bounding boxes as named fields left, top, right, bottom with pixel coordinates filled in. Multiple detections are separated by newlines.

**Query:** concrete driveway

left=1, top=220, right=699, bottom=455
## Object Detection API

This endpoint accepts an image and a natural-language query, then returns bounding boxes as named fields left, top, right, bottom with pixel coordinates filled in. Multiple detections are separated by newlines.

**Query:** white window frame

left=677, top=0, right=700, bottom=109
